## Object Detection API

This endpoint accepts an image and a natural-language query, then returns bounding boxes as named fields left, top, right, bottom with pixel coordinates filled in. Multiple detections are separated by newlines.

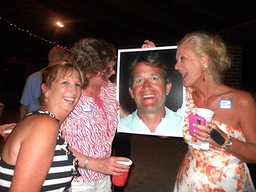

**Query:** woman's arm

left=0, top=123, right=16, bottom=137
left=8, top=116, right=59, bottom=191
left=68, top=146, right=131, bottom=176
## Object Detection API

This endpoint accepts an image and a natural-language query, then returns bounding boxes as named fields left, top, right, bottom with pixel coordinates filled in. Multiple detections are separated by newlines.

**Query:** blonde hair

left=177, top=32, right=231, bottom=83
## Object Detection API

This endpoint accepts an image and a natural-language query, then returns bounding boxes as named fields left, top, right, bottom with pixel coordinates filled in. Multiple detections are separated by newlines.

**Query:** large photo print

left=116, top=46, right=185, bottom=137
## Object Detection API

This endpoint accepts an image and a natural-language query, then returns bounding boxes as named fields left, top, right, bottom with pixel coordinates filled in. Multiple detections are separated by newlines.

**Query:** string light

left=0, top=15, right=70, bottom=51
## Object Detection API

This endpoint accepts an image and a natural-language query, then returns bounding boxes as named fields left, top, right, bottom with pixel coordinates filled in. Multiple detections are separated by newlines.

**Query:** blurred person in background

left=19, top=46, right=69, bottom=118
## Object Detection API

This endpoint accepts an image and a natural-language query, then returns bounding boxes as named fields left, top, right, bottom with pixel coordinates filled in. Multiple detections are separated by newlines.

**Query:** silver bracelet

left=222, top=134, right=233, bottom=150
left=84, top=156, right=90, bottom=170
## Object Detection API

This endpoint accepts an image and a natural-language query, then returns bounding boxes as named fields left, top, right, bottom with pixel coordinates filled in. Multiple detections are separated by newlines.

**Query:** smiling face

left=129, top=62, right=171, bottom=114
left=42, top=69, right=82, bottom=116
left=175, top=43, right=206, bottom=88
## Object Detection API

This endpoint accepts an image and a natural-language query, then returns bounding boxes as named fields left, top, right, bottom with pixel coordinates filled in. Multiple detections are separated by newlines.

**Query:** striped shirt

left=0, top=111, right=80, bottom=191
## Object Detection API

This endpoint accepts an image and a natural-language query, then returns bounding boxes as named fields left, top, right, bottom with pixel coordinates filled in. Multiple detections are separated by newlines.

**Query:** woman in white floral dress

left=173, top=32, right=256, bottom=191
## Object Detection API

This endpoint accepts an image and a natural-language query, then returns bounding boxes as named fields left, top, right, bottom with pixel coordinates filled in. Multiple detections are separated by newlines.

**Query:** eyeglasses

left=100, top=61, right=116, bottom=79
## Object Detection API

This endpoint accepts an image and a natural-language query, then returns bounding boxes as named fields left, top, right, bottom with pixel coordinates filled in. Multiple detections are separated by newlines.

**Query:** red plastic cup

left=3, top=129, right=12, bottom=141
left=112, top=159, right=133, bottom=187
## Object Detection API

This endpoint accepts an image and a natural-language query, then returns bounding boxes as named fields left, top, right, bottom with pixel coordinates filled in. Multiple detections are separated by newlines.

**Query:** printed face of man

left=129, top=62, right=171, bottom=114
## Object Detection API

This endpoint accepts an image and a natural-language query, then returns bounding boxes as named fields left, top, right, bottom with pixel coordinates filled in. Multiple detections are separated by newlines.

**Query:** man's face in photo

left=129, top=62, right=171, bottom=114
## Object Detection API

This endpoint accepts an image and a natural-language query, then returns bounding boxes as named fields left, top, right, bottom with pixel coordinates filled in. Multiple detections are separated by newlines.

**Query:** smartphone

left=189, top=114, right=206, bottom=136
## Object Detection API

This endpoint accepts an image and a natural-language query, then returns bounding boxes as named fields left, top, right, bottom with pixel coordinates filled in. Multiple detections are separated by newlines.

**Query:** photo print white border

left=116, top=46, right=185, bottom=137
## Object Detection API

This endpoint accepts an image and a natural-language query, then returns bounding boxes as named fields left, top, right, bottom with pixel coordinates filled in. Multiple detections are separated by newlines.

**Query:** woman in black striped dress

left=0, top=59, right=84, bottom=191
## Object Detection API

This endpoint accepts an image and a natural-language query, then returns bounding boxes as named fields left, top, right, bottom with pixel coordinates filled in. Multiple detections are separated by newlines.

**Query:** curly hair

left=70, top=37, right=116, bottom=80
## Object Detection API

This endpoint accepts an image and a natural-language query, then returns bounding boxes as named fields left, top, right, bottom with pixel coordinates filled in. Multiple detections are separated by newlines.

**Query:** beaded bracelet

left=84, top=156, right=90, bottom=170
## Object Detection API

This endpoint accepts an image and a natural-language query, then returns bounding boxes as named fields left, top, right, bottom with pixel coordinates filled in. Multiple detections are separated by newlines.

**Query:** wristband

left=209, top=128, right=225, bottom=145
left=84, top=156, right=90, bottom=170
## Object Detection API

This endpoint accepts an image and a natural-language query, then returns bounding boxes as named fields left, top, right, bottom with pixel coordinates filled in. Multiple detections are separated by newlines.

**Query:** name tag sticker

left=81, top=104, right=92, bottom=112
left=219, top=99, right=232, bottom=109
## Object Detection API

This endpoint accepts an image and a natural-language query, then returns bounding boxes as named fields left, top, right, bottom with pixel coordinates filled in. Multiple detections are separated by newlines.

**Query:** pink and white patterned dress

left=174, top=88, right=255, bottom=192
left=61, top=81, right=118, bottom=182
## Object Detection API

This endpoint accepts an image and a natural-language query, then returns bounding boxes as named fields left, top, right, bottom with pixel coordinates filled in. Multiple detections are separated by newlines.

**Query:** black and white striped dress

left=0, top=111, right=80, bottom=191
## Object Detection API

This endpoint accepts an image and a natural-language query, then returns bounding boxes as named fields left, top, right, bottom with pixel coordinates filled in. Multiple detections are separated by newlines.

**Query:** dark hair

left=39, top=59, right=84, bottom=104
left=70, top=37, right=116, bottom=80
left=128, top=51, right=170, bottom=88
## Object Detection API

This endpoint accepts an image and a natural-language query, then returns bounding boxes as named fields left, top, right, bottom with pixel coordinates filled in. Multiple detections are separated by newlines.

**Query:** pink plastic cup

left=112, top=159, right=133, bottom=186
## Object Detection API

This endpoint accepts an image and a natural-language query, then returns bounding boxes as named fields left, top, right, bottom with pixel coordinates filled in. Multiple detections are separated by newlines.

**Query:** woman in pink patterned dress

left=61, top=38, right=131, bottom=192
left=173, top=32, right=256, bottom=191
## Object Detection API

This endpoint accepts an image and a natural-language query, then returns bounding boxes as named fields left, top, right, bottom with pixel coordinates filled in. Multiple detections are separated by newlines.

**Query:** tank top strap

left=25, top=110, right=59, bottom=122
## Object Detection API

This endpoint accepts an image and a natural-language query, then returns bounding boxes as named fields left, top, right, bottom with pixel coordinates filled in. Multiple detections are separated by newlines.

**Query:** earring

left=202, top=74, right=206, bottom=82
left=204, top=64, right=208, bottom=69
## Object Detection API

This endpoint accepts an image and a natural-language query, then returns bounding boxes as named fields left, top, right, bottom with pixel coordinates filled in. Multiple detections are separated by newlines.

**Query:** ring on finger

left=207, top=126, right=213, bottom=132
left=203, top=134, right=210, bottom=142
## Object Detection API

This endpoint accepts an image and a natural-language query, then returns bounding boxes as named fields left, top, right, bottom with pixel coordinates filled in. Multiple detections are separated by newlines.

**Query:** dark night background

left=0, top=0, right=256, bottom=106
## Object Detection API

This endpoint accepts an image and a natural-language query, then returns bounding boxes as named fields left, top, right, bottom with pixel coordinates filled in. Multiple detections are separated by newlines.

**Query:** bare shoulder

left=17, top=114, right=59, bottom=139
left=228, top=88, right=255, bottom=107
left=25, top=114, right=58, bottom=127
